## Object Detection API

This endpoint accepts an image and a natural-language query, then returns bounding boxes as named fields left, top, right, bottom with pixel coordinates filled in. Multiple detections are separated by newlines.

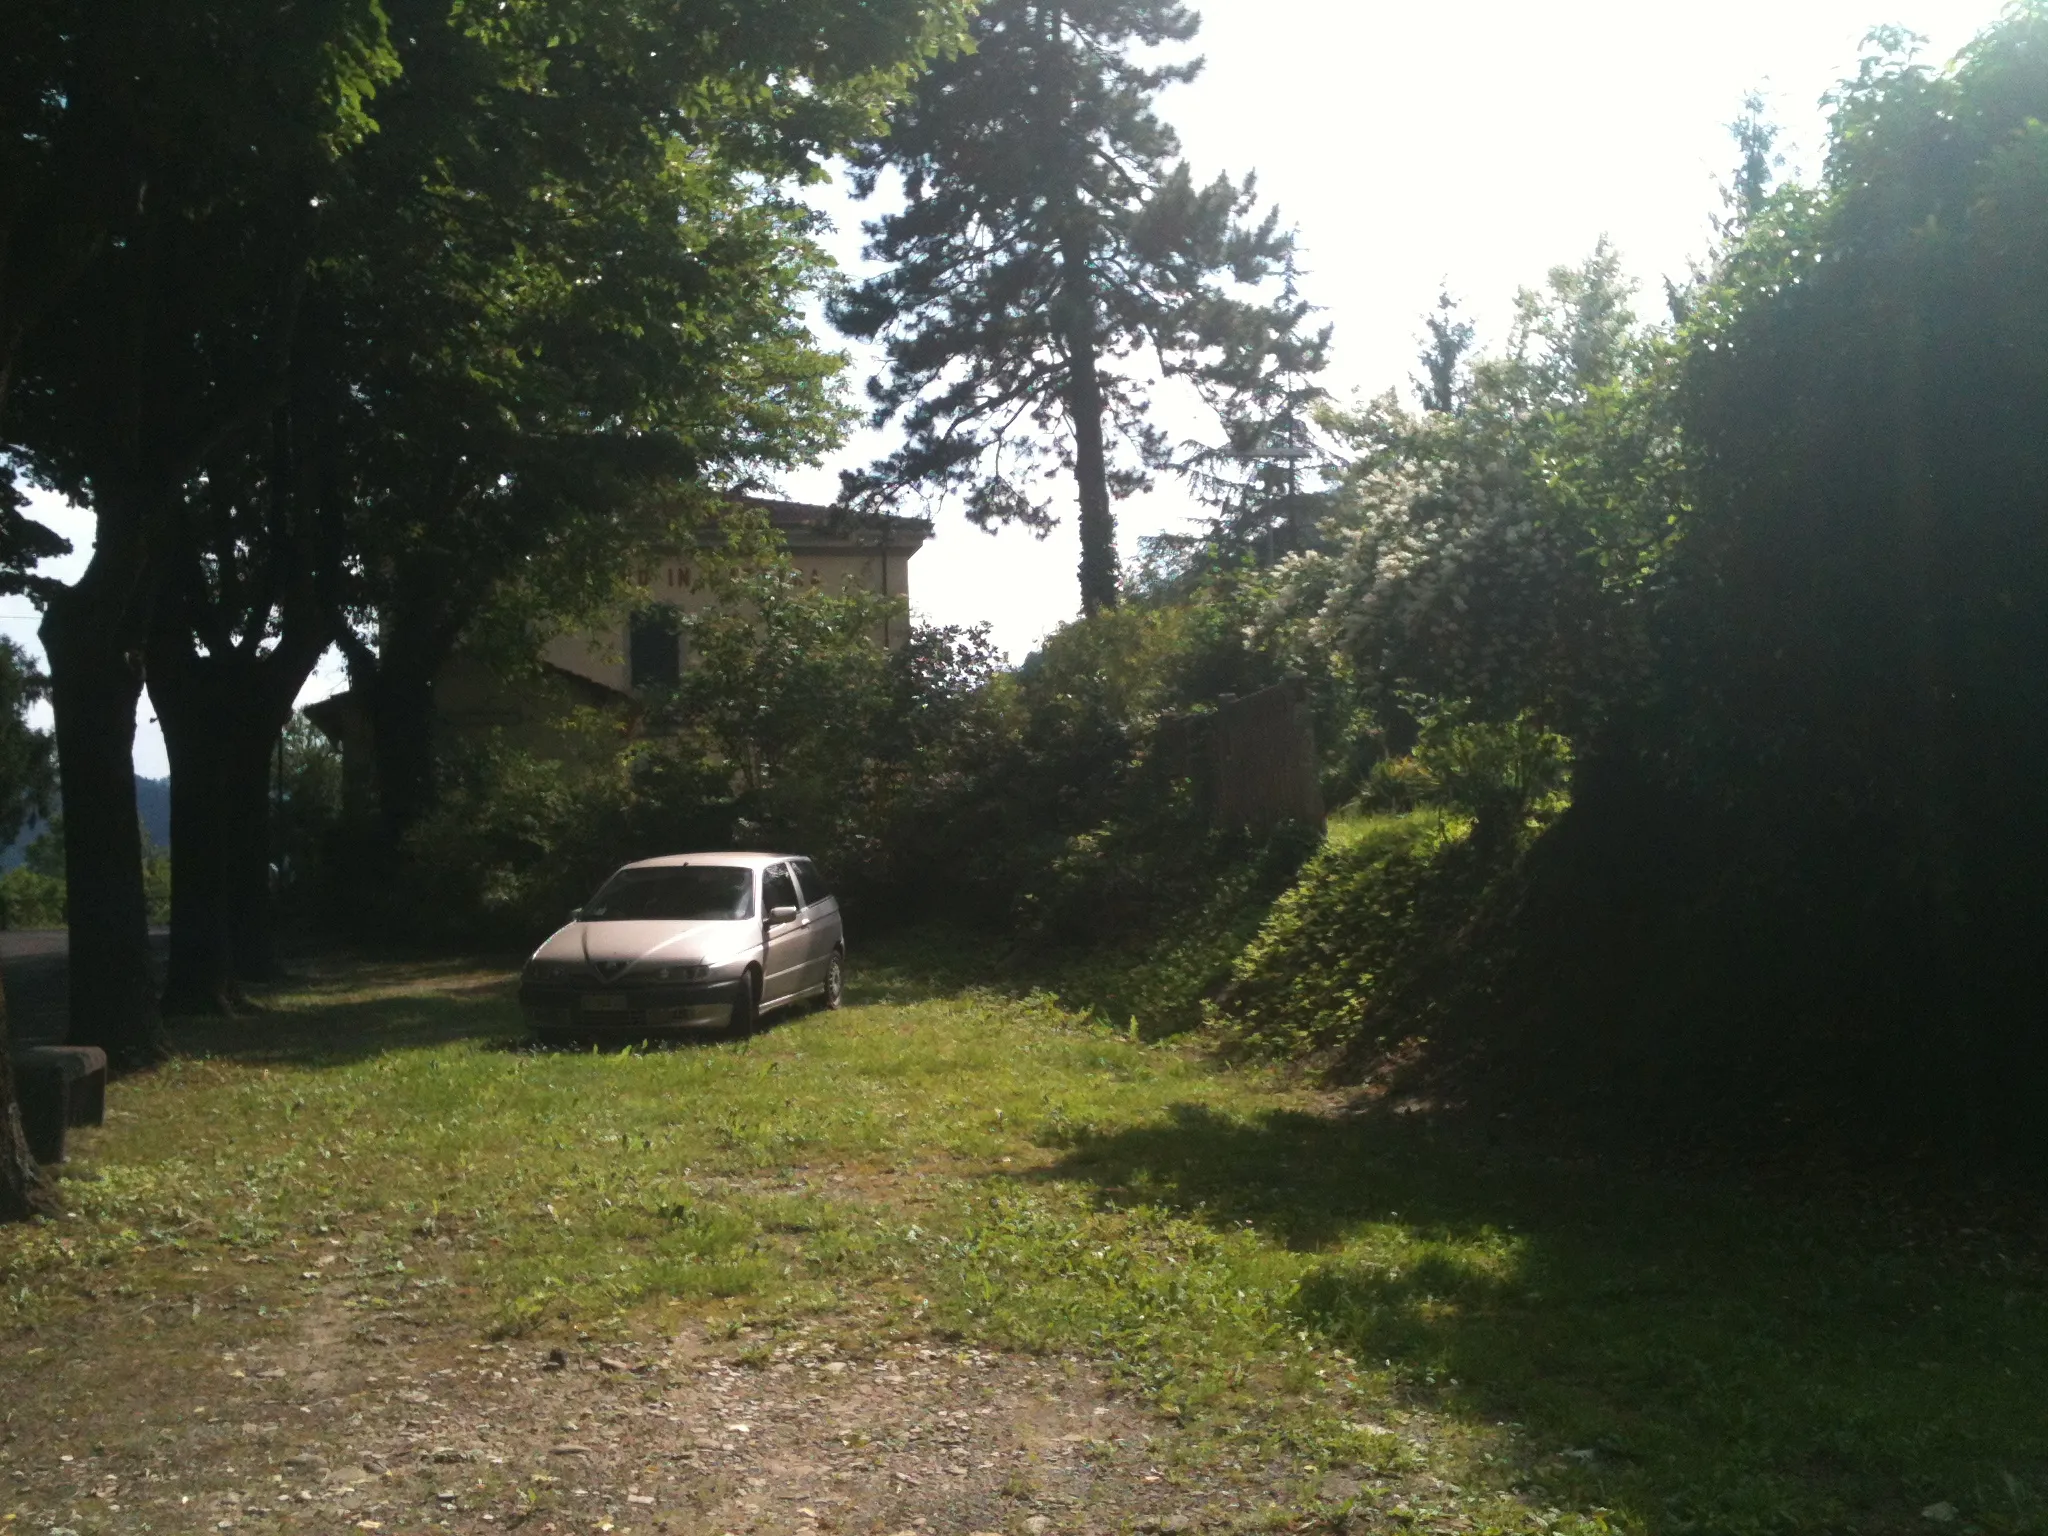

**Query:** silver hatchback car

left=518, top=851, right=845, bottom=1041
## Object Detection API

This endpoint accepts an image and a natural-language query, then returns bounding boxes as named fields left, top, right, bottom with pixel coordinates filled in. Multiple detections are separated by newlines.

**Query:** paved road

left=1, top=928, right=170, bottom=1047
left=0, top=930, right=71, bottom=965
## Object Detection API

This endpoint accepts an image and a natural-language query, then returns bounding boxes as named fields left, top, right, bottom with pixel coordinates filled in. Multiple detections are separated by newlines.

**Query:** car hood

left=530, top=919, right=759, bottom=977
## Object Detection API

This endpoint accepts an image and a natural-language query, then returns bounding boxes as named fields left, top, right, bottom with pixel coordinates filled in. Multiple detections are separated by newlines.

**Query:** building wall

left=436, top=652, right=632, bottom=760
left=542, top=543, right=919, bottom=694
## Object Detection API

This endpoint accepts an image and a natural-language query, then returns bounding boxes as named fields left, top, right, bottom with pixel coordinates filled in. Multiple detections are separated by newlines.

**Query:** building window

left=628, top=608, right=682, bottom=689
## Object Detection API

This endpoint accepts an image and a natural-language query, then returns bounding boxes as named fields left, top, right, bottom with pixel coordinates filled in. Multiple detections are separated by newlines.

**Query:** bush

left=372, top=605, right=1015, bottom=951
left=1412, top=709, right=1570, bottom=852
left=390, top=736, right=738, bottom=950
left=351, top=554, right=1018, bottom=948
left=272, top=713, right=345, bottom=932
left=0, top=868, right=64, bottom=928
left=1359, top=754, right=1437, bottom=814
left=142, top=840, right=170, bottom=925
left=0, top=824, right=169, bottom=929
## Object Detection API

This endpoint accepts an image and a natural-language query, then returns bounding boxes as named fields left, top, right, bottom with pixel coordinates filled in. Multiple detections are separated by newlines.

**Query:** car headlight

left=652, top=964, right=710, bottom=982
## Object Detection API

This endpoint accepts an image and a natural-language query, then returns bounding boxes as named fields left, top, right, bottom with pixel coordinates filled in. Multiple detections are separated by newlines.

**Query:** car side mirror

left=568, top=907, right=584, bottom=923
left=766, top=904, right=799, bottom=925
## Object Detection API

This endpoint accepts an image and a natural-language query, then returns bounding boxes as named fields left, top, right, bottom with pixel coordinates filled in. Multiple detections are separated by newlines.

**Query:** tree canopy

left=0, top=0, right=966, bottom=1051
left=1270, top=243, right=1681, bottom=744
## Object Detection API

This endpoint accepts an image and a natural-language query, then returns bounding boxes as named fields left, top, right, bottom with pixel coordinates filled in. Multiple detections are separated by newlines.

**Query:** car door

left=790, top=858, right=841, bottom=986
left=759, top=861, right=808, bottom=1005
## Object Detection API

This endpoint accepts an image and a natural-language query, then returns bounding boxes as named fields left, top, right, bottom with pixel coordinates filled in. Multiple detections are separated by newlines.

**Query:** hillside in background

left=0, top=775, right=170, bottom=872
left=133, top=776, right=170, bottom=848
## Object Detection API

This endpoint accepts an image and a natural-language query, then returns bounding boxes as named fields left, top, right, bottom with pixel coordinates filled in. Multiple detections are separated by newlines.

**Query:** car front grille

left=567, top=1004, right=728, bottom=1029
left=567, top=962, right=711, bottom=983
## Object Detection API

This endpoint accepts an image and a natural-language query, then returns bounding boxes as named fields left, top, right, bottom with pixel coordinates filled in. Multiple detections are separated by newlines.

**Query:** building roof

left=738, top=494, right=931, bottom=555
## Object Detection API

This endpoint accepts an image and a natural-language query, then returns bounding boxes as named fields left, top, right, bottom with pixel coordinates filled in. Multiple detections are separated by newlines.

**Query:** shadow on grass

left=850, top=925, right=1039, bottom=1007
left=166, top=955, right=529, bottom=1067
left=174, top=953, right=838, bottom=1068
left=1043, top=1101, right=2048, bottom=1534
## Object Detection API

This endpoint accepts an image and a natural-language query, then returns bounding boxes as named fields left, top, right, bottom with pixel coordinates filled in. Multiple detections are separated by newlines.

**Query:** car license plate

left=650, top=1005, right=731, bottom=1028
left=581, top=993, right=629, bottom=1013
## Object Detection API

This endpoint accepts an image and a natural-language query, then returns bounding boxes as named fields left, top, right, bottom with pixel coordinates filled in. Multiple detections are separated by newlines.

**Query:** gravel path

left=2, top=1300, right=1331, bottom=1536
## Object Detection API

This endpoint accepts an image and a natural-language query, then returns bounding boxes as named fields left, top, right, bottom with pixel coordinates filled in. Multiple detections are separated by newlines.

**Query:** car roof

left=614, top=851, right=802, bottom=873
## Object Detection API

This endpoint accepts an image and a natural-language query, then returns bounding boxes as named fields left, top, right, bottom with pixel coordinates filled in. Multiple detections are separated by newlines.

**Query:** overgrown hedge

left=1036, top=819, right=1321, bottom=1039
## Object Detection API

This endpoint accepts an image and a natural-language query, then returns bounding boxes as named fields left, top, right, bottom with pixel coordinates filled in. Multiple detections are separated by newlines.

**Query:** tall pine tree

left=1175, top=251, right=1334, bottom=566
left=832, top=0, right=1288, bottom=616
left=1415, top=289, right=1475, bottom=414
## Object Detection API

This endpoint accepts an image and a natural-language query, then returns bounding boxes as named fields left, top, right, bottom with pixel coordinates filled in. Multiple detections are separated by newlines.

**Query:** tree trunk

left=149, top=626, right=319, bottom=1010
left=230, top=750, right=279, bottom=982
left=146, top=614, right=229, bottom=1015
left=0, top=966, right=56, bottom=1223
left=360, top=663, right=439, bottom=843
left=349, top=588, right=465, bottom=844
left=1068, top=353, right=1119, bottom=619
left=1059, top=236, right=1118, bottom=618
left=155, top=716, right=236, bottom=1014
left=40, top=577, right=163, bottom=1070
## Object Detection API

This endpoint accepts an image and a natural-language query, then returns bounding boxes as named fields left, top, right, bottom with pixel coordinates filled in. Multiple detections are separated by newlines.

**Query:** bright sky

left=10, top=0, right=2009, bottom=778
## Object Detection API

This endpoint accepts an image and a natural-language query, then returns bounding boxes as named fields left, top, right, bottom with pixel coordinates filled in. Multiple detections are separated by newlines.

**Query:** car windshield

left=583, top=866, right=754, bottom=921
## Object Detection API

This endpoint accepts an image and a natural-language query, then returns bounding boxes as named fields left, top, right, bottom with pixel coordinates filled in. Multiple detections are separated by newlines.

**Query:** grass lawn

left=1, top=946, right=2043, bottom=1535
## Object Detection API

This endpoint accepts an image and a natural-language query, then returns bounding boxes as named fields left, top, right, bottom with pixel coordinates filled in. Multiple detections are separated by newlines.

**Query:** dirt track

left=2, top=1255, right=1367, bottom=1536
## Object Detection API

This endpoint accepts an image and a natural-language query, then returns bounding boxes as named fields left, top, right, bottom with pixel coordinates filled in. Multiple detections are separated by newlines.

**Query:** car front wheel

left=820, top=949, right=845, bottom=1011
left=731, top=969, right=762, bottom=1034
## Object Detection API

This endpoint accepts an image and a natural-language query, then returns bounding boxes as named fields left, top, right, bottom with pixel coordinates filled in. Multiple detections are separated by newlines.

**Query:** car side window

left=792, top=858, right=831, bottom=906
left=762, top=863, right=798, bottom=915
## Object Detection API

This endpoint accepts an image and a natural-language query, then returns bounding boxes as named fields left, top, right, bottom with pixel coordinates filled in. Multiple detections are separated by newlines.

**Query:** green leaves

left=662, top=544, right=908, bottom=794
left=1665, top=2, right=2048, bottom=826
left=1212, top=811, right=1478, bottom=1061
left=1270, top=254, right=1682, bottom=749
left=299, top=1, right=960, bottom=834
left=832, top=0, right=1293, bottom=612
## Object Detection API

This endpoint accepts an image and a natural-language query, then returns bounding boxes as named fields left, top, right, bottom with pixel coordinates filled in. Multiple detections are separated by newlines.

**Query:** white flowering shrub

left=1269, top=252, right=1683, bottom=747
